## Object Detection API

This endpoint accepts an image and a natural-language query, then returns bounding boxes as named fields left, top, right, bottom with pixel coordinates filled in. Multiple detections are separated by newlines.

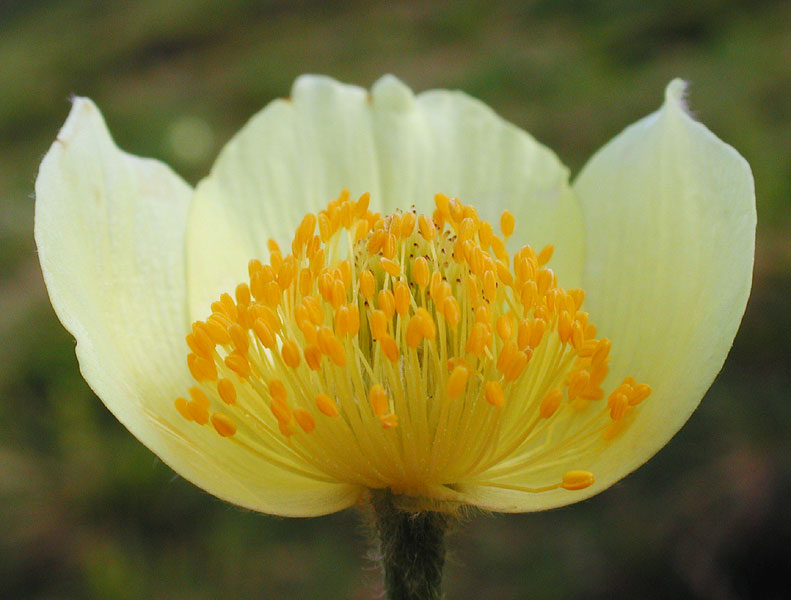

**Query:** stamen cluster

left=174, top=191, right=650, bottom=496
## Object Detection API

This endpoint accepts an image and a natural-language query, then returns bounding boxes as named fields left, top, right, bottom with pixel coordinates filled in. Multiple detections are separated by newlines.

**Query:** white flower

left=35, top=75, right=754, bottom=516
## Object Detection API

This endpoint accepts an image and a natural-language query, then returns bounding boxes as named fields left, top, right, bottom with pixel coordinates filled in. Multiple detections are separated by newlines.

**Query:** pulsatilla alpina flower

left=35, top=76, right=754, bottom=516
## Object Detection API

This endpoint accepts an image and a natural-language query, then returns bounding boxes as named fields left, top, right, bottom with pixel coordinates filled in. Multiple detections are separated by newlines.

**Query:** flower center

left=174, top=191, right=650, bottom=498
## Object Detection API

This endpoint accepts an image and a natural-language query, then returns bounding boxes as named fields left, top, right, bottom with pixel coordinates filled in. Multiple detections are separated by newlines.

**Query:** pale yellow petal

left=187, top=75, right=584, bottom=318
left=570, top=81, right=753, bottom=493
left=451, top=482, right=600, bottom=513
left=372, top=75, right=585, bottom=287
left=186, top=76, right=380, bottom=317
left=36, top=98, right=361, bottom=516
left=447, top=81, right=755, bottom=513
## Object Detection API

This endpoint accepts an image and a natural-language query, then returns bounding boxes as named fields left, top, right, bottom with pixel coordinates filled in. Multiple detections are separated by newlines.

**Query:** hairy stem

left=371, top=490, right=453, bottom=600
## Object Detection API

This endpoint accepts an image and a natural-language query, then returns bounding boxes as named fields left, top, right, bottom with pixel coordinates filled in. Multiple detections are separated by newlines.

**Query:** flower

left=35, top=75, right=754, bottom=516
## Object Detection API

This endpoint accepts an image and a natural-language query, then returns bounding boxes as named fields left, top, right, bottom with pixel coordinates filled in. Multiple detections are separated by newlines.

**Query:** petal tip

left=372, top=74, right=414, bottom=111
left=53, top=96, right=103, bottom=147
left=665, top=78, right=691, bottom=115
left=292, top=73, right=337, bottom=97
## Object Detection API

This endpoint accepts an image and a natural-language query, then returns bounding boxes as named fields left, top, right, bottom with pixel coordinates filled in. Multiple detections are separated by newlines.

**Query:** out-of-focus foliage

left=1, top=1, right=788, bottom=598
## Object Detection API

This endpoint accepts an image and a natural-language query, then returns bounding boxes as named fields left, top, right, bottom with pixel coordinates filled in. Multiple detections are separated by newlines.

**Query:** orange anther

left=378, top=289, right=396, bottom=319
left=269, top=249, right=283, bottom=272
left=327, top=336, right=347, bottom=367
left=465, top=322, right=492, bottom=355
left=478, top=220, right=494, bottom=248
left=186, top=330, right=212, bottom=360
left=354, top=192, right=370, bottom=217
left=187, top=399, right=209, bottom=425
left=415, top=307, right=436, bottom=340
left=405, top=316, right=424, bottom=349
left=304, top=345, right=322, bottom=370
left=571, top=320, right=585, bottom=349
left=529, top=318, right=546, bottom=349
left=228, top=323, right=249, bottom=355
left=497, top=341, right=518, bottom=374
left=496, top=314, right=514, bottom=341
left=331, top=278, right=346, bottom=309
left=561, top=470, right=595, bottom=491
left=459, top=217, right=476, bottom=242
left=316, top=393, right=339, bottom=417
left=298, top=268, right=313, bottom=297
left=360, top=269, right=376, bottom=300
left=293, top=408, right=316, bottom=434
left=235, top=283, right=251, bottom=307
left=379, top=334, right=399, bottom=362
left=211, top=413, right=237, bottom=437
left=380, top=257, right=401, bottom=278
left=629, top=383, right=651, bottom=406
left=369, top=309, right=388, bottom=339
left=505, top=349, right=530, bottom=381
left=379, top=413, right=399, bottom=429
left=484, top=380, right=505, bottom=407
left=367, top=229, right=387, bottom=255
left=400, top=212, right=416, bottom=238
left=269, top=398, right=292, bottom=424
left=412, top=257, right=430, bottom=288
left=369, top=384, right=388, bottom=416
left=248, top=258, right=264, bottom=279
left=205, top=316, right=232, bottom=345
left=536, top=268, right=554, bottom=296
left=490, top=236, right=507, bottom=261
left=187, top=353, right=217, bottom=382
left=540, top=389, right=563, bottom=419
left=219, top=293, right=238, bottom=321
left=281, top=339, right=301, bottom=368
left=495, top=260, right=513, bottom=286
left=318, top=213, right=332, bottom=242
left=354, top=218, right=369, bottom=242
left=253, top=319, right=277, bottom=350
left=448, top=198, right=464, bottom=223
left=394, top=281, right=411, bottom=315
left=442, top=296, right=461, bottom=328
left=500, top=210, right=515, bottom=238
left=418, top=215, right=435, bottom=240
left=347, top=304, right=360, bottom=336
left=263, top=280, right=281, bottom=307
left=537, top=244, right=554, bottom=266
left=446, top=365, right=469, bottom=399
left=558, top=311, right=573, bottom=343
left=224, top=353, right=252, bottom=378
left=268, top=379, right=287, bottom=404
left=434, top=193, right=450, bottom=215
left=174, top=397, right=192, bottom=421
left=381, top=233, right=396, bottom=260
left=217, top=378, right=237, bottom=405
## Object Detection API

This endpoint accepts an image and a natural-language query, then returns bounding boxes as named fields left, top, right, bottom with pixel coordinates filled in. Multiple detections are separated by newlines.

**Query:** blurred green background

left=1, top=1, right=789, bottom=598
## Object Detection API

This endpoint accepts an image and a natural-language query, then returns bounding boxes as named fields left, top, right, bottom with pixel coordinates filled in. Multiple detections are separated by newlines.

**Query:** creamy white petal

left=447, top=81, right=755, bottom=513
left=186, top=76, right=380, bottom=318
left=36, top=99, right=361, bottom=516
left=567, top=80, right=755, bottom=495
left=187, top=75, right=584, bottom=318
left=372, top=75, right=584, bottom=288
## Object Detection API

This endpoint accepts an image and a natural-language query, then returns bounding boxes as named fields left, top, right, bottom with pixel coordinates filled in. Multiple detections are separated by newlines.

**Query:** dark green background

left=1, top=1, right=789, bottom=598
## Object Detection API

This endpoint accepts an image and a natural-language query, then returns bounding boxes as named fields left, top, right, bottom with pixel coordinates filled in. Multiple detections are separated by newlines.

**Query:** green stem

left=371, top=490, right=453, bottom=600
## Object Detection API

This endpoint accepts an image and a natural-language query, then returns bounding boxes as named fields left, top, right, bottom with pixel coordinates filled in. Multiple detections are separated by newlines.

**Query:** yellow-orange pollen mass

left=174, top=191, right=650, bottom=497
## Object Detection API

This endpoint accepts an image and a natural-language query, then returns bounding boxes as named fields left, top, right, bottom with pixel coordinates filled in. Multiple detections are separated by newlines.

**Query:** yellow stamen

left=211, top=413, right=237, bottom=437
left=446, top=365, right=469, bottom=399
left=217, top=378, right=237, bottom=405
left=561, top=470, right=595, bottom=491
left=316, top=394, right=339, bottom=417
left=173, top=192, right=650, bottom=499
